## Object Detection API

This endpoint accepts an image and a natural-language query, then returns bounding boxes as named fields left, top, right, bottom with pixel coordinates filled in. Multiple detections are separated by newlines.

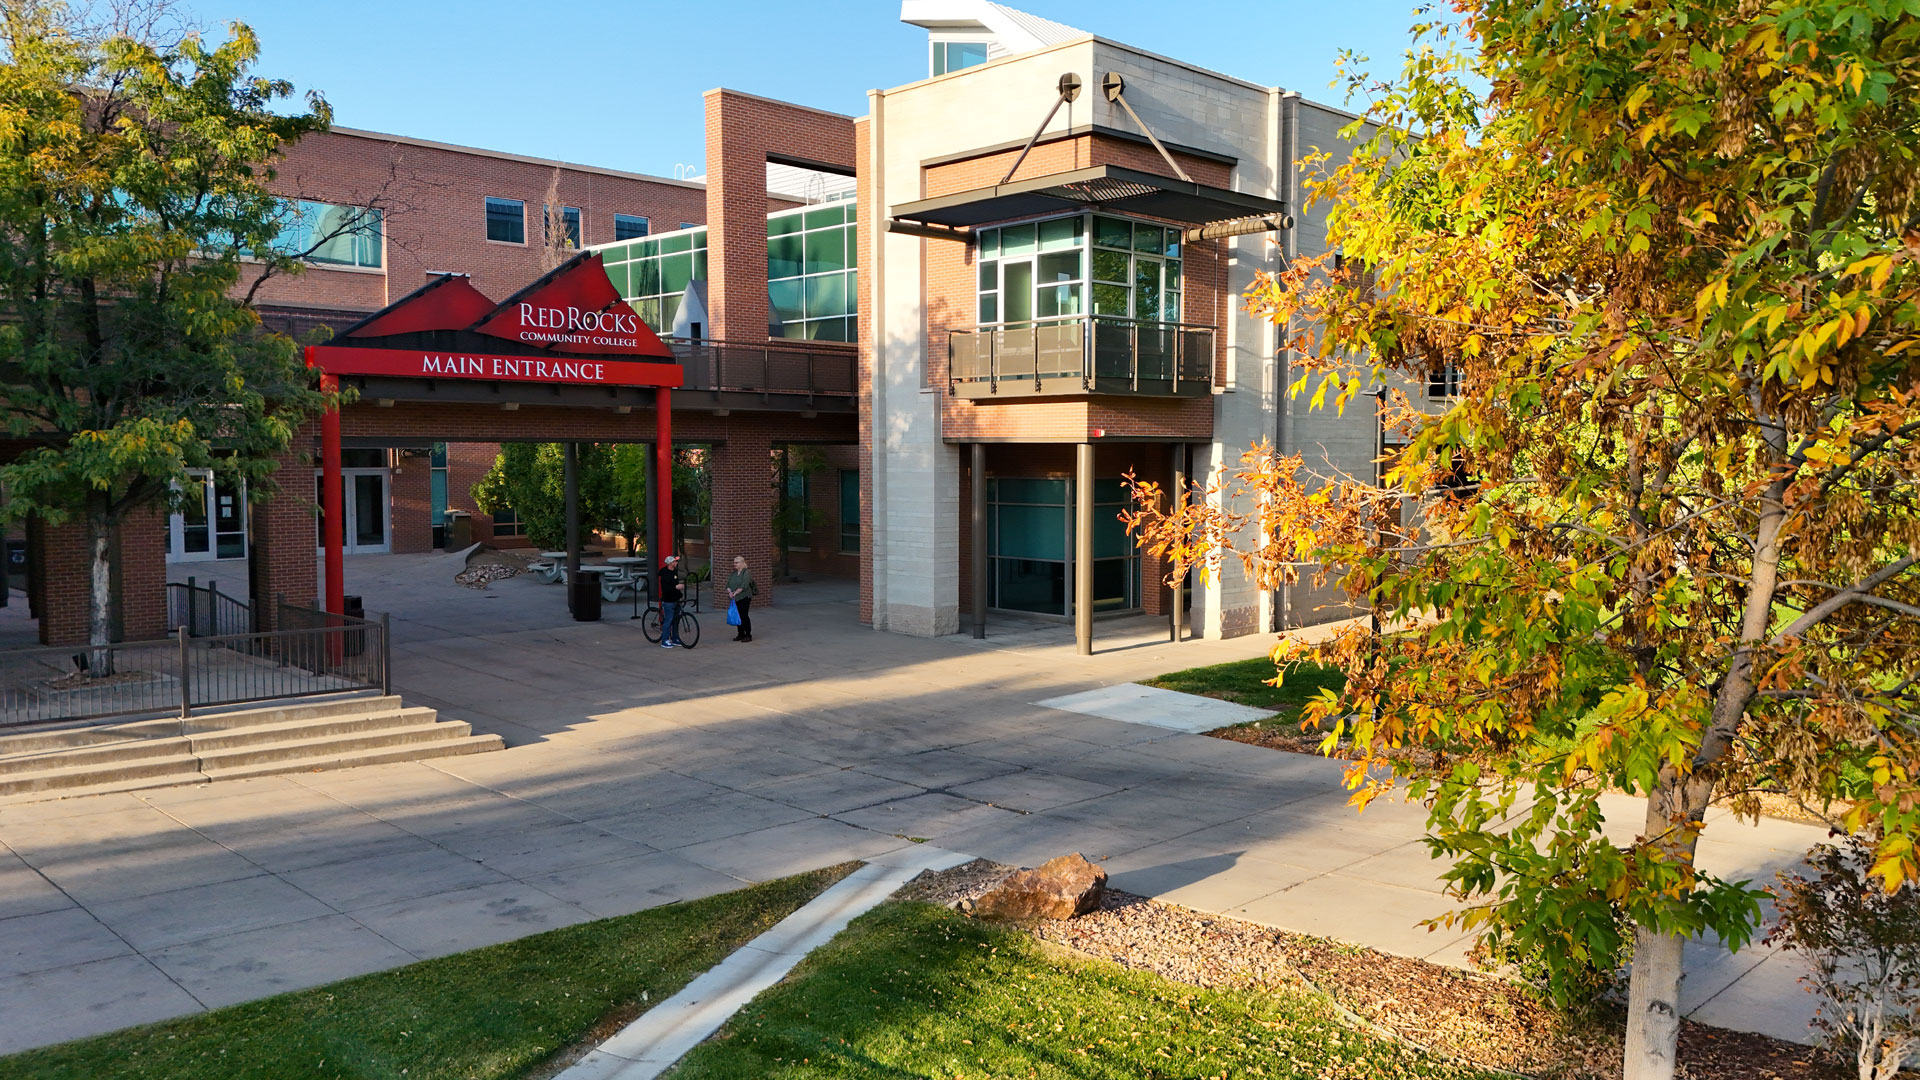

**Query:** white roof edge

left=900, top=0, right=1084, bottom=50
left=326, top=126, right=705, bottom=191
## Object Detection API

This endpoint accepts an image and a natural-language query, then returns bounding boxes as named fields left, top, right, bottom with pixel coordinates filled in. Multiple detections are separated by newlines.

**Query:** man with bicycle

left=657, top=554, right=685, bottom=649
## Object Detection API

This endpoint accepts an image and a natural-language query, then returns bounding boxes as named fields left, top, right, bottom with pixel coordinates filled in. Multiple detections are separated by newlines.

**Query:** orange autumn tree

left=1124, top=0, right=1920, bottom=1076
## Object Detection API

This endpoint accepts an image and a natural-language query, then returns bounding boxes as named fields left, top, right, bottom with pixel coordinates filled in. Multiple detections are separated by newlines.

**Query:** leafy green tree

left=0, top=1, right=331, bottom=662
left=471, top=443, right=612, bottom=551
left=1126, top=0, right=1920, bottom=1075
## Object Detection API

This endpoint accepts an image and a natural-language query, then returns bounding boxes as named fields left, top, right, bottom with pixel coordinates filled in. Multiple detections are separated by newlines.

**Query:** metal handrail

left=947, top=315, right=1215, bottom=395
left=668, top=336, right=856, bottom=401
left=0, top=615, right=390, bottom=729
left=167, top=578, right=253, bottom=637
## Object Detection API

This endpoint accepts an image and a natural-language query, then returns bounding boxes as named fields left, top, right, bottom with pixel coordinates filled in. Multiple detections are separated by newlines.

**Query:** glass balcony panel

left=1137, top=322, right=1176, bottom=381
left=1091, top=319, right=1133, bottom=379
left=997, top=323, right=1037, bottom=381
left=1035, top=319, right=1082, bottom=379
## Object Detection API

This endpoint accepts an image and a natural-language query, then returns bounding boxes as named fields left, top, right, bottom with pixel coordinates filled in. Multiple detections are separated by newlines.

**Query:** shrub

left=1766, top=835, right=1920, bottom=1080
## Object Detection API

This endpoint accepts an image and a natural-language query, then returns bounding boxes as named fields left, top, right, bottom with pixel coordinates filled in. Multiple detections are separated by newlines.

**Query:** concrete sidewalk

left=0, top=566, right=1824, bottom=1053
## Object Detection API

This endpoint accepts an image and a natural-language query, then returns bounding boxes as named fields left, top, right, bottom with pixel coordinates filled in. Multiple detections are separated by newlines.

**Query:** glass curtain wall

left=974, top=213, right=1182, bottom=327
left=598, top=227, right=709, bottom=333
left=767, top=203, right=858, bottom=341
left=986, top=476, right=1141, bottom=616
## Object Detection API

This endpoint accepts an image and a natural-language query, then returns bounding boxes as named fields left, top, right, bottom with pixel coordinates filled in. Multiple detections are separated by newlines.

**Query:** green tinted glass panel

left=605, top=263, right=630, bottom=295
left=1037, top=251, right=1080, bottom=284
left=1134, top=259, right=1161, bottom=320
left=769, top=279, right=805, bottom=325
left=1092, top=283, right=1129, bottom=316
left=1038, top=216, right=1082, bottom=251
left=1164, top=233, right=1180, bottom=258
left=661, top=293, right=684, bottom=327
left=978, top=294, right=998, bottom=323
left=808, top=316, right=852, bottom=342
left=1094, top=511, right=1129, bottom=558
left=994, top=504, right=1068, bottom=560
left=634, top=298, right=661, bottom=330
left=804, top=205, right=845, bottom=230
left=767, top=213, right=803, bottom=237
left=637, top=239, right=660, bottom=260
left=978, top=229, right=999, bottom=258
left=1037, top=283, right=1081, bottom=318
left=1094, top=216, right=1131, bottom=248
left=847, top=229, right=858, bottom=268
left=1001, top=261, right=1033, bottom=323
left=768, top=234, right=803, bottom=279
left=1164, top=259, right=1181, bottom=285
left=692, top=250, right=707, bottom=282
left=662, top=253, right=693, bottom=294
left=1000, top=223, right=1036, bottom=256
left=430, top=470, right=447, bottom=525
left=992, top=478, right=1067, bottom=504
left=1164, top=290, right=1181, bottom=321
left=633, top=259, right=660, bottom=295
left=804, top=228, right=846, bottom=274
left=1093, top=249, right=1129, bottom=284
left=661, top=232, right=693, bottom=254
left=979, top=260, right=997, bottom=290
left=806, top=272, right=850, bottom=319
left=1133, top=223, right=1164, bottom=255
left=1094, top=479, right=1128, bottom=503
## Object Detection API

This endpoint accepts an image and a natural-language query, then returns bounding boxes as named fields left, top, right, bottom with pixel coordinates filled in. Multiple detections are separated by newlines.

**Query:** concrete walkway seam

left=553, top=846, right=972, bottom=1080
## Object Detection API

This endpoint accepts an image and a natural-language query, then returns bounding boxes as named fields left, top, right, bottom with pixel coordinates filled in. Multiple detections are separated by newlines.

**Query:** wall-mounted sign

left=472, top=253, right=666, bottom=356
left=307, top=345, right=683, bottom=389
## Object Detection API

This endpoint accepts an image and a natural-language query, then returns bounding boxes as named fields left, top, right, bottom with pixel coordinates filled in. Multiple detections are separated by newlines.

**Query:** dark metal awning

left=889, top=164, right=1289, bottom=230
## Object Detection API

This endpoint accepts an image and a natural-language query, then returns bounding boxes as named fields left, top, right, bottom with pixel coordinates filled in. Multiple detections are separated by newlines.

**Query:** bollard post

left=177, top=626, right=191, bottom=720
left=380, top=612, right=392, bottom=696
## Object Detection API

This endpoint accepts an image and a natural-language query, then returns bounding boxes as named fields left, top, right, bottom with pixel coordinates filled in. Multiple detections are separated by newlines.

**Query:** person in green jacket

left=725, top=555, right=758, bottom=643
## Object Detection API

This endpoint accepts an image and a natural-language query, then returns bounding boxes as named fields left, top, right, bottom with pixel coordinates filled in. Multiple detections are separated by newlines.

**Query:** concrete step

left=0, top=752, right=204, bottom=798
left=194, top=720, right=472, bottom=772
left=182, top=695, right=405, bottom=731
left=203, top=733, right=506, bottom=782
left=0, top=771, right=212, bottom=807
left=185, top=708, right=439, bottom=753
left=0, top=734, right=186, bottom=777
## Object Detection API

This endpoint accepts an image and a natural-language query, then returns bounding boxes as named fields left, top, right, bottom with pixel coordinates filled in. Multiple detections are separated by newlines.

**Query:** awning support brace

left=1001, top=73, right=1084, bottom=185
left=1100, top=73, right=1192, bottom=184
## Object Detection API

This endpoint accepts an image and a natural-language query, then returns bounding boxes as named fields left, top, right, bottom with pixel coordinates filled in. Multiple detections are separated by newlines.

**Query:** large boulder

left=967, top=853, right=1107, bottom=921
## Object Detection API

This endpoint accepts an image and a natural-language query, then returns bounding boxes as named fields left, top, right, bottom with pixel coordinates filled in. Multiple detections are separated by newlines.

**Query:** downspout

left=867, top=88, right=888, bottom=628
left=1275, top=89, right=1302, bottom=633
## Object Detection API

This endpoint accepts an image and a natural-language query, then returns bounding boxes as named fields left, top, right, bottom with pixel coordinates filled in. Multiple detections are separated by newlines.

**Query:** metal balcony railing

left=946, top=316, right=1214, bottom=399
left=669, top=337, right=856, bottom=405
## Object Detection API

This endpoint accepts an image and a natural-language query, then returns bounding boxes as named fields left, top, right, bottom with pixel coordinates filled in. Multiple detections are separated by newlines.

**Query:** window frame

left=544, top=204, right=583, bottom=249
left=838, top=469, right=859, bottom=553
left=485, top=197, right=526, bottom=244
left=613, top=214, right=650, bottom=240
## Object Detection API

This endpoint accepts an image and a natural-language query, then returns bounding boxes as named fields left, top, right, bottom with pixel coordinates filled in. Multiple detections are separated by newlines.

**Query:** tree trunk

left=86, top=504, right=114, bottom=676
left=1623, top=775, right=1711, bottom=1079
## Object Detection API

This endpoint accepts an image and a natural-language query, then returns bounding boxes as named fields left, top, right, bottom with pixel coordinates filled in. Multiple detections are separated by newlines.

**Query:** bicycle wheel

left=675, top=610, right=700, bottom=649
left=641, top=607, right=663, bottom=642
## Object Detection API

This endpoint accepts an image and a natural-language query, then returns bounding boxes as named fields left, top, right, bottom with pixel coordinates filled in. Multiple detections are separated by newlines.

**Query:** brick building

left=21, top=1, right=1423, bottom=650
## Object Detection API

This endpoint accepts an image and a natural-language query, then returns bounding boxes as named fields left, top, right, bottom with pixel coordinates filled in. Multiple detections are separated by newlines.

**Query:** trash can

left=570, top=573, right=602, bottom=622
left=444, top=510, right=473, bottom=550
left=342, top=594, right=366, bottom=657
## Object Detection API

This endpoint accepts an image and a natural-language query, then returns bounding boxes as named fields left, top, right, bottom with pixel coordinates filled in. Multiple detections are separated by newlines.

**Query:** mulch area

left=901, top=862, right=1841, bottom=1080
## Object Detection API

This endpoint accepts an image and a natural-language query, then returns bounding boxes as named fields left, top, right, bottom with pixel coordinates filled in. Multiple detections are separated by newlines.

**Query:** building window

left=782, top=470, right=811, bottom=552
left=491, top=505, right=524, bottom=538
left=766, top=202, right=858, bottom=341
left=429, top=443, right=449, bottom=548
left=986, top=477, right=1140, bottom=616
left=1089, top=215, right=1181, bottom=322
left=974, top=215, right=1091, bottom=326
left=544, top=205, right=582, bottom=249
left=839, top=469, right=859, bottom=552
left=599, top=226, right=708, bottom=333
left=678, top=222, right=699, bottom=231
left=932, top=40, right=988, bottom=76
left=1428, top=362, right=1461, bottom=398
left=614, top=214, right=649, bottom=240
left=485, top=197, right=525, bottom=244
left=260, top=201, right=382, bottom=269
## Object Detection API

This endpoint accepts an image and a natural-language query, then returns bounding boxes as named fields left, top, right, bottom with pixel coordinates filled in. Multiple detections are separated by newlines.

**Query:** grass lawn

left=1143, top=655, right=1346, bottom=719
left=0, top=865, right=854, bottom=1080
left=666, top=901, right=1501, bottom=1080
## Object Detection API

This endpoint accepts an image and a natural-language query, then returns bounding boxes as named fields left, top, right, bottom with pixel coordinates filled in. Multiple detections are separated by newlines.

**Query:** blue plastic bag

left=726, top=599, right=741, bottom=627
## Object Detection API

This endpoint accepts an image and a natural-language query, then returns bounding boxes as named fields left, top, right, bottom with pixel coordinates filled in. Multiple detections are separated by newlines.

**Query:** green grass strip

left=667, top=901, right=1503, bottom=1080
left=0, top=864, right=855, bottom=1080
left=1143, top=656, right=1346, bottom=718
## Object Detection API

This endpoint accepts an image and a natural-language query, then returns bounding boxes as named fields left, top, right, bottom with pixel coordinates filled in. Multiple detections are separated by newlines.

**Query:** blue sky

left=195, top=0, right=1433, bottom=178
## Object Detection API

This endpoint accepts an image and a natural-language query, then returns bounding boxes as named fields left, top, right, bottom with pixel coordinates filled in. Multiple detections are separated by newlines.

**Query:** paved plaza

left=0, top=553, right=1828, bottom=1053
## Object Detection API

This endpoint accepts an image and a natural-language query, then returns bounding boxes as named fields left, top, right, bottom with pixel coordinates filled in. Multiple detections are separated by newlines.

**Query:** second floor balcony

left=671, top=336, right=856, bottom=412
left=947, top=316, right=1214, bottom=400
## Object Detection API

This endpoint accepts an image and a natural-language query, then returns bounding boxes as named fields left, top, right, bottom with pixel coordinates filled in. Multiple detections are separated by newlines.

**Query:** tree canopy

left=0, top=1, right=331, bottom=650
left=1126, top=0, right=1920, bottom=1073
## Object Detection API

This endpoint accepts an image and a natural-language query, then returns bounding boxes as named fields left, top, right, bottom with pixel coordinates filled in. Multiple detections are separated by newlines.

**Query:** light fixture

left=616, top=405, right=632, bottom=414
left=501, top=402, right=520, bottom=411
left=375, top=398, right=394, bottom=408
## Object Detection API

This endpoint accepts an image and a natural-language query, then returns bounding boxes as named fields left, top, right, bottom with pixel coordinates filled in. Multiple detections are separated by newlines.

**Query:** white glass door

left=314, top=468, right=391, bottom=554
left=170, top=470, right=247, bottom=561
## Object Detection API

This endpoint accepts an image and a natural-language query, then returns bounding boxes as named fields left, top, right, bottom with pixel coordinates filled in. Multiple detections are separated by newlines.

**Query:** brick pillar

left=703, top=90, right=856, bottom=342
left=708, top=431, right=776, bottom=604
left=251, top=439, right=318, bottom=628
left=389, top=451, right=433, bottom=554
left=34, top=505, right=165, bottom=645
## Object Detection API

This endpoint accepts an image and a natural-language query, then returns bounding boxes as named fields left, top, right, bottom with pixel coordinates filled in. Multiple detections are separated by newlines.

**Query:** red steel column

left=320, top=373, right=345, bottom=616
left=656, top=387, right=673, bottom=560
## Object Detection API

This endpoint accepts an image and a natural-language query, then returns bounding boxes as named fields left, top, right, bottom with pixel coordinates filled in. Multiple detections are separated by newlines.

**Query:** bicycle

left=638, top=599, right=701, bottom=649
